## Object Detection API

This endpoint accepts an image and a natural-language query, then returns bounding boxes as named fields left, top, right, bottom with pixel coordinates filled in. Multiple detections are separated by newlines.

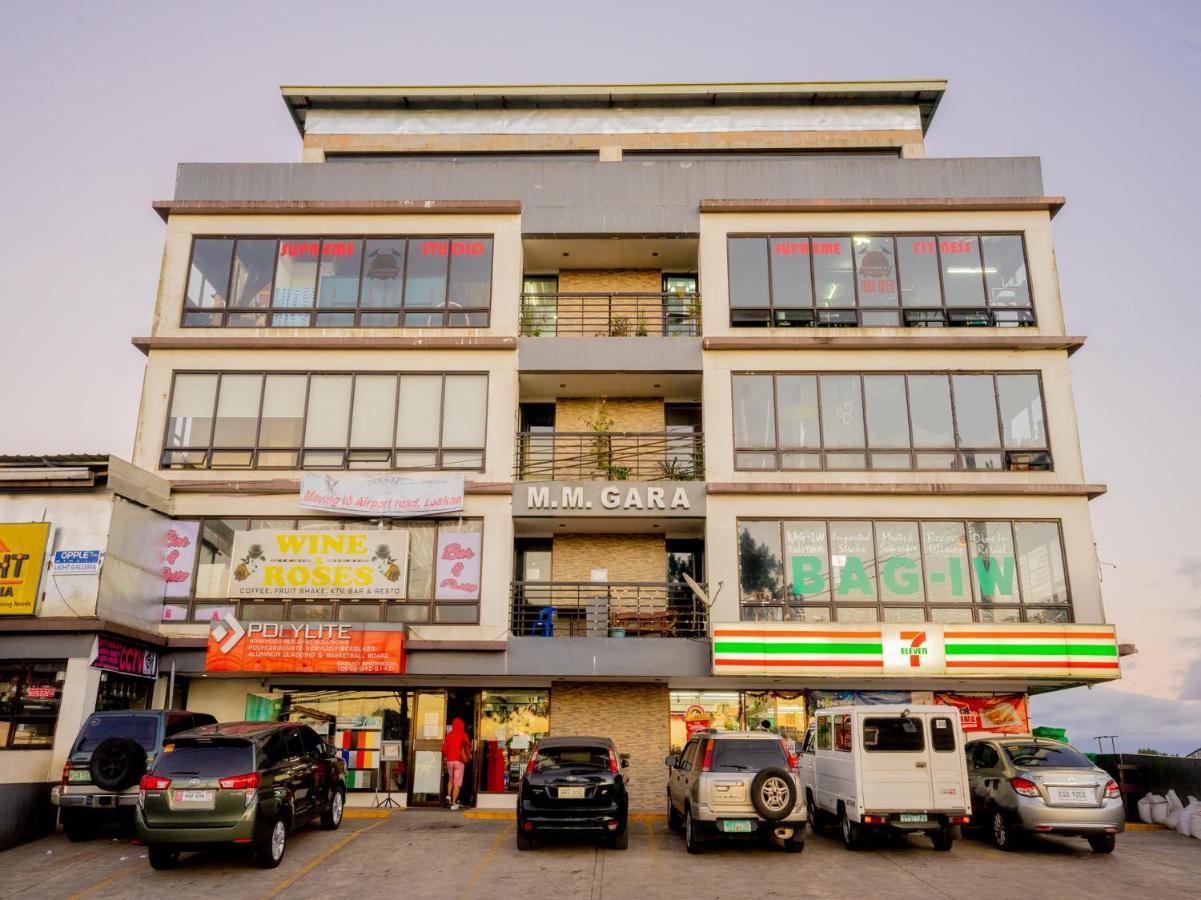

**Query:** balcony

left=510, top=581, right=709, bottom=638
left=515, top=431, right=704, bottom=481
left=520, top=293, right=700, bottom=337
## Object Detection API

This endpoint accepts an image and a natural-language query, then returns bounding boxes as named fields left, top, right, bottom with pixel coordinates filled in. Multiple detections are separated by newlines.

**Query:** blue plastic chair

left=532, top=606, right=557, bottom=637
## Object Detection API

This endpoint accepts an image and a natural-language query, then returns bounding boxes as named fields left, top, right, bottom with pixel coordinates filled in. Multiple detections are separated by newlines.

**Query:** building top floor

left=278, top=80, right=946, bottom=160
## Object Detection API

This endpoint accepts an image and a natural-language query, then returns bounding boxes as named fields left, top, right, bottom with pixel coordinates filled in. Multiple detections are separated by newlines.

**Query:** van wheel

left=255, top=818, right=288, bottom=869
left=684, top=807, right=704, bottom=854
left=1088, top=833, right=1116, bottom=854
left=806, top=791, right=822, bottom=833
left=667, top=798, right=683, bottom=832
left=990, top=808, right=1020, bottom=851
left=930, top=828, right=954, bottom=851
left=147, top=846, right=180, bottom=870
left=839, top=806, right=862, bottom=851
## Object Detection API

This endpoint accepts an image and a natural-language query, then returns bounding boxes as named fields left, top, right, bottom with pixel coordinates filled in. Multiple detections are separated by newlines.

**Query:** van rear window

left=709, top=740, right=787, bottom=773
left=155, top=744, right=254, bottom=777
left=862, top=717, right=925, bottom=752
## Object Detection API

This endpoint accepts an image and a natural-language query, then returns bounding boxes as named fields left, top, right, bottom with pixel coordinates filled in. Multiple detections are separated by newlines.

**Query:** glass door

left=408, top=691, right=447, bottom=806
left=663, top=274, right=698, bottom=335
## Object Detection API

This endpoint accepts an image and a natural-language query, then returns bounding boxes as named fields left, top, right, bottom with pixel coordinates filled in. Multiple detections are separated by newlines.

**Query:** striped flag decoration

left=713, top=624, right=885, bottom=675
left=943, top=625, right=1119, bottom=678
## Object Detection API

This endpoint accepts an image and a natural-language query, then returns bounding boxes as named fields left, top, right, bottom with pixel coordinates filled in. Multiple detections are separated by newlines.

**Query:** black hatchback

left=517, top=736, right=629, bottom=850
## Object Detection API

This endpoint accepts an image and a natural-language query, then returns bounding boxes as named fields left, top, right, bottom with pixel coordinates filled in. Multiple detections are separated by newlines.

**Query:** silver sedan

left=965, top=737, right=1124, bottom=853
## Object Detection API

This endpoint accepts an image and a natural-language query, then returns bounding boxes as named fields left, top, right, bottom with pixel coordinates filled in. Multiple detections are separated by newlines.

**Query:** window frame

left=731, top=370, right=1052, bottom=472
left=735, top=517, right=1073, bottom=624
left=0, top=661, right=66, bottom=750
left=181, top=235, right=495, bottom=329
left=726, top=232, right=1035, bottom=328
left=160, top=370, right=489, bottom=473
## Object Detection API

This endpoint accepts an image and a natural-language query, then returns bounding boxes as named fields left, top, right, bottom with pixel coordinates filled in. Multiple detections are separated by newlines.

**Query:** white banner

left=434, top=531, right=482, bottom=600
left=227, top=529, right=409, bottom=599
left=299, top=473, right=465, bottom=518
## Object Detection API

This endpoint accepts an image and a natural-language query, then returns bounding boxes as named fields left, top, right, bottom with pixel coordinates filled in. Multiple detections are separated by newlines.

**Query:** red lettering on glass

left=913, top=241, right=937, bottom=254
left=165, top=529, right=192, bottom=549
left=812, top=242, right=842, bottom=255
left=438, top=577, right=478, bottom=594
left=451, top=242, right=485, bottom=256
left=773, top=242, right=809, bottom=255
left=940, top=240, right=974, bottom=254
left=441, top=542, right=476, bottom=561
left=422, top=242, right=449, bottom=256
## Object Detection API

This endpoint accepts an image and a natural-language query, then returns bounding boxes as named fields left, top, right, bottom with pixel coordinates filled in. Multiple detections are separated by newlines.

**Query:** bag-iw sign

left=226, top=530, right=409, bottom=599
left=513, top=481, right=705, bottom=517
left=205, top=615, right=406, bottom=675
left=0, top=523, right=51, bottom=615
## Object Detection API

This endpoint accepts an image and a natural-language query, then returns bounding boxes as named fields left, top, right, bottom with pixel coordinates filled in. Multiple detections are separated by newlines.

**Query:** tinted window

left=533, top=745, right=610, bottom=772
left=931, top=717, right=956, bottom=752
left=74, top=715, right=159, bottom=754
left=262, top=732, right=293, bottom=766
left=973, top=743, right=1000, bottom=769
left=816, top=716, right=832, bottom=751
left=834, top=714, right=852, bottom=752
left=728, top=238, right=769, bottom=308
left=708, top=739, right=787, bottom=773
left=681, top=740, right=699, bottom=771
left=155, top=744, right=254, bottom=777
left=297, top=726, right=323, bottom=757
left=863, top=717, right=924, bottom=752
left=165, top=714, right=193, bottom=737
left=1004, top=743, right=1093, bottom=768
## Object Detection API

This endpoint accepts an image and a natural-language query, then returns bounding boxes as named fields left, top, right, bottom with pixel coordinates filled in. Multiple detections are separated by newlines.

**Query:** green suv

left=134, top=722, right=347, bottom=869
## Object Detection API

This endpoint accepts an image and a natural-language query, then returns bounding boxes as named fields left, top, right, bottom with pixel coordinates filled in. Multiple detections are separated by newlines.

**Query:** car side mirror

left=665, top=755, right=678, bottom=768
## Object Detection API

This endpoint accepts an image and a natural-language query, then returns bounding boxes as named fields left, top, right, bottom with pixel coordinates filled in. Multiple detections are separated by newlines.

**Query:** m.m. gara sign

left=513, top=481, right=704, bottom=517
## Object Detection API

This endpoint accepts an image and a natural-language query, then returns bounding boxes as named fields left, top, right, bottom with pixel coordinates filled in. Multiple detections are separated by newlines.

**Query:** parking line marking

left=264, top=818, right=387, bottom=899
left=460, top=829, right=506, bottom=898
left=65, top=862, right=140, bottom=900
left=645, top=820, right=658, bottom=861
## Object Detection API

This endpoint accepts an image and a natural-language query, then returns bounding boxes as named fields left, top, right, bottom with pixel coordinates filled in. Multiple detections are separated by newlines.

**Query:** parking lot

left=0, top=812, right=1196, bottom=900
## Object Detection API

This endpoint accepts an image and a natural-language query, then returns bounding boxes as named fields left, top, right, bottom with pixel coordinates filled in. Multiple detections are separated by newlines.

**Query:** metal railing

left=515, top=431, right=704, bottom=481
left=511, top=581, right=709, bottom=638
left=520, top=292, right=701, bottom=337
left=730, top=306, right=1036, bottom=328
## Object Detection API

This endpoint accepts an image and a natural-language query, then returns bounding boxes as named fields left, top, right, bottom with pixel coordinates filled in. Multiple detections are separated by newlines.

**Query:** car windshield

left=709, top=739, right=787, bottom=773
left=155, top=744, right=254, bottom=777
left=1004, top=743, right=1093, bottom=768
left=533, top=746, right=610, bottom=772
left=73, top=715, right=158, bottom=754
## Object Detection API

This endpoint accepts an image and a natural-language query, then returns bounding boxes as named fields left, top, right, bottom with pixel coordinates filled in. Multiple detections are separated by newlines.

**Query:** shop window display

left=477, top=691, right=549, bottom=793
left=0, top=661, right=66, bottom=749
left=283, top=690, right=411, bottom=793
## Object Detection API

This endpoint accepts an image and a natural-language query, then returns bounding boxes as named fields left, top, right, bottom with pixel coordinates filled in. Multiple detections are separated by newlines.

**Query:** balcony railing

left=520, top=292, right=701, bottom=337
left=515, top=431, right=704, bottom=481
left=511, top=581, right=709, bottom=638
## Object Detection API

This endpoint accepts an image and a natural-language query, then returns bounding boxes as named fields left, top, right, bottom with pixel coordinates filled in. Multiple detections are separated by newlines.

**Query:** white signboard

left=226, top=529, right=409, bottom=599
left=434, top=531, right=482, bottom=600
left=300, top=473, right=465, bottom=518
left=50, top=550, right=103, bottom=575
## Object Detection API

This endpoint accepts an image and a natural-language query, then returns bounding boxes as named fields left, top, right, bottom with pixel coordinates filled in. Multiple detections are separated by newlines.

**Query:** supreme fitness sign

left=514, top=481, right=705, bottom=517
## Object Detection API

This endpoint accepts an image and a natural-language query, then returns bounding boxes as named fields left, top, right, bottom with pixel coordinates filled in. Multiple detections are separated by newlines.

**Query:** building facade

left=1, top=81, right=1121, bottom=826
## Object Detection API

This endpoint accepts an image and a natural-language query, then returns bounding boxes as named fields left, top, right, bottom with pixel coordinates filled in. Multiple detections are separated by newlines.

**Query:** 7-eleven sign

left=882, top=624, right=946, bottom=675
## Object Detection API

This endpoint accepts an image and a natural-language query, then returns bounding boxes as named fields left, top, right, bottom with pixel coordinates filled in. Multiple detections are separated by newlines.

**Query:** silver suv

left=665, top=730, right=806, bottom=853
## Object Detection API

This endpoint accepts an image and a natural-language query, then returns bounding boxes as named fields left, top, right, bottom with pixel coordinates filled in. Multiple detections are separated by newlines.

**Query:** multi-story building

left=1, top=81, right=1123, bottom=826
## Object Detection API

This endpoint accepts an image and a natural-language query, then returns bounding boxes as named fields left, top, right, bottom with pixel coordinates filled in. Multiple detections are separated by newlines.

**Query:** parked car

left=801, top=705, right=971, bottom=851
left=666, top=730, right=806, bottom=853
left=134, top=721, right=347, bottom=869
left=52, top=710, right=217, bottom=841
left=516, top=736, right=629, bottom=851
left=965, top=736, right=1124, bottom=853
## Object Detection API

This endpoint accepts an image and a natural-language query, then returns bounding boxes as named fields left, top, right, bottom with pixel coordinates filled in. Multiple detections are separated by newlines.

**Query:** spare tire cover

left=751, top=767, right=797, bottom=821
left=89, top=737, right=147, bottom=791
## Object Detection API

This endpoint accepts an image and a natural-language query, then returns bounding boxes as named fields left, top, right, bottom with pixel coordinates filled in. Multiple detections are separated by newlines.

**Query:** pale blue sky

left=2, top=1, right=1199, bottom=752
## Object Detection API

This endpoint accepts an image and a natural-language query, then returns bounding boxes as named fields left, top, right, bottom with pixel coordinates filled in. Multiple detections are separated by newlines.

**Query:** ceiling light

left=651, top=252, right=659, bottom=257
left=559, top=383, right=567, bottom=388
left=562, top=252, right=570, bottom=257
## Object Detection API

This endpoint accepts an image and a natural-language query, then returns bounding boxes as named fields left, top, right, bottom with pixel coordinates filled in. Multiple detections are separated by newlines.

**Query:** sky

left=1, top=1, right=1199, bottom=753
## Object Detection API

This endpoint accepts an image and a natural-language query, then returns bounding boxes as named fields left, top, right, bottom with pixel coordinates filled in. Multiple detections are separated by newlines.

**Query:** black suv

left=52, top=710, right=217, bottom=841
left=516, top=736, right=629, bottom=851
left=134, top=721, right=347, bottom=869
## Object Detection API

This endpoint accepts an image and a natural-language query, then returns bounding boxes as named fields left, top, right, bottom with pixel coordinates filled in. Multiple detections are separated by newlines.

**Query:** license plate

left=67, top=770, right=90, bottom=783
left=1051, top=788, right=1093, bottom=804
left=173, top=790, right=215, bottom=804
left=722, top=820, right=754, bottom=833
left=557, top=786, right=586, bottom=800
left=898, top=814, right=928, bottom=823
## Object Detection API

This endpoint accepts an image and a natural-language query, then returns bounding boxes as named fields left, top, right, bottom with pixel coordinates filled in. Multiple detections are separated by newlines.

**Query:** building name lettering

left=526, top=484, right=691, bottom=511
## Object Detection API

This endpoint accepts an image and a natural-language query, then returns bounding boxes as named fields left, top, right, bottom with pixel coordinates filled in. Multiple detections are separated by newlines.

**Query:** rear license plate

left=557, top=786, right=586, bottom=800
left=173, top=790, right=215, bottom=805
left=1051, top=788, right=1092, bottom=804
left=67, top=770, right=90, bottom=783
left=722, top=820, right=754, bottom=833
left=898, top=814, right=928, bottom=823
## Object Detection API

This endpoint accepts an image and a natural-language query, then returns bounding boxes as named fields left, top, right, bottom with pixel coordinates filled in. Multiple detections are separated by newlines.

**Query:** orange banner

left=205, top=618, right=405, bottom=675
left=934, top=692, right=1029, bottom=734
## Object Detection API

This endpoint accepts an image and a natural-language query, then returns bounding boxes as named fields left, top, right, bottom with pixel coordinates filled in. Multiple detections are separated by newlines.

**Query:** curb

left=344, top=809, right=395, bottom=819
left=463, top=810, right=667, bottom=822
left=1125, top=822, right=1164, bottom=832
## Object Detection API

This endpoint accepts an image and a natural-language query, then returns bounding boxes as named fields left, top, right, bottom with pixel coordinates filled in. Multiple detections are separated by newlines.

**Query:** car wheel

left=667, top=797, right=683, bottom=832
left=255, top=818, right=288, bottom=869
left=516, top=828, right=535, bottom=851
left=60, top=810, right=94, bottom=843
left=684, top=807, right=704, bottom=854
left=321, top=789, right=345, bottom=830
left=930, top=827, right=954, bottom=852
left=1088, top=833, right=1116, bottom=854
left=839, top=806, right=862, bottom=851
left=990, top=808, right=1019, bottom=852
left=608, top=829, right=628, bottom=850
left=806, top=791, right=821, bottom=834
left=751, top=767, right=796, bottom=821
left=147, top=846, right=180, bottom=871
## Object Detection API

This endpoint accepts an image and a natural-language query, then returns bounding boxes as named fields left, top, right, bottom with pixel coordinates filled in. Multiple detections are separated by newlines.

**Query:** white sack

left=1166, top=789, right=1184, bottom=829
left=1179, top=800, right=1201, bottom=836
left=1150, top=795, right=1170, bottom=824
left=1138, top=793, right=1155, bottom=824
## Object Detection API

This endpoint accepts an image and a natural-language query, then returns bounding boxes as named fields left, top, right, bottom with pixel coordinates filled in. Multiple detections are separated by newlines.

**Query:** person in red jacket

left=441, top=717, right=471, bottom=810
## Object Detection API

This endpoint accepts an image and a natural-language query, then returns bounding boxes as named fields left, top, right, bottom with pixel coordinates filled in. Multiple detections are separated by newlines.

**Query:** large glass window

left=478, top=691, right=549, bottom=793
left=161, top=372, right=488, bottom=471
left=737, top=518, right=1070, bottom=623
left=182, top=236, right=493, bottom=328
left=733, top=372, right=1050, bottom=471
left=0, top=661, right=65, bottom=749
left=727, top=232, right=1035, bottom=327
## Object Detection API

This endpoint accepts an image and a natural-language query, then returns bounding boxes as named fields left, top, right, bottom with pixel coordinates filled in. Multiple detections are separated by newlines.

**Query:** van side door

left=927, top=714, right=968, bottom=812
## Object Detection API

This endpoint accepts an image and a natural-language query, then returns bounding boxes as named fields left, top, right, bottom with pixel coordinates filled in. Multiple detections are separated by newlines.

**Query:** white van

left=800, top=704, right=971, bottom=851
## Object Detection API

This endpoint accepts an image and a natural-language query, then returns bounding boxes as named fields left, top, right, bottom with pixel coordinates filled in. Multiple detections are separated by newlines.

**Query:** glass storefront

left=478, top=690, right=550, bottom=794
left=95, top=671, right=152, bottom=712
left=669, top=690, right=810, bottom=754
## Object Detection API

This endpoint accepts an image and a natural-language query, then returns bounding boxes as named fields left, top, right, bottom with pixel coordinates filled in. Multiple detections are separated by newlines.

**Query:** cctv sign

left=204, top=615, right=406, bottom=675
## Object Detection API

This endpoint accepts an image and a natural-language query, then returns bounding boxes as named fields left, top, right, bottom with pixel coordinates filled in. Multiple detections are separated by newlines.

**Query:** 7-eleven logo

left=899, top=630, right=929, bottom=667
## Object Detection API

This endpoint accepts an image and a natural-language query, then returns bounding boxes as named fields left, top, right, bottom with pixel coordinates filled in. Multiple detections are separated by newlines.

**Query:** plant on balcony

left=606, top=464, right=631, bottom=480
left=634, top=311, right=648, bottom=337
left=609, top=316, right=630, bottom=337
left=519, top=305, right=543, bottom=337
left=579, top=396, right=615, bottom=475
left=656, top=458, right=695, bottom=481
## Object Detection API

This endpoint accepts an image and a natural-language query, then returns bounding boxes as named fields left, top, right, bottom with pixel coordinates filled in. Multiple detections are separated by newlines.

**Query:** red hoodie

left=442, top=717, right=469, bottom=761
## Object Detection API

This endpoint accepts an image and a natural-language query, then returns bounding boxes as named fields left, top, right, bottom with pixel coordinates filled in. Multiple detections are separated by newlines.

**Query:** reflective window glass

left=395, top=376, right=443, bottom=449
left=812, top=238, right=854, bottom=307
left=938, top=236, right=986, bottom=307
left=853, top=236, right=898, bottom=307
left=908, top=376, right=955, bottom=448
left=997, top=374, right=1046, bottom=448
left=967, top=521, right=1019, bottom=603
left=728, top=238, right=770, bottom=308
left=784, top=521, right=830, bottom=603
left=733, top=375, right=776, bottom=449
left=776, top=375, right=820, bottom=449
left=350, top=375, right=397, bottom=447
left=304, top=376, right=353, bottom=447
left=211, top=375, right=262, bottom=447
left=258, top=376, right=306, bottom=448
left=922, top=522, right=971, bottom=604
left=362, top=239, right=406, bottom=308
left=186, top=239, right=233, bottom=309
left=952, top=375, right=1001, bottom=447
left=897, top=236, right=941, bottom=307
left=819, top=375, right=865, bottom=448
left=317, top=239, right=363, bottom=309
left=982, top=235, right=1030, bottom=307
left=1015, top=522, right=1068, bottom=604
left=876, top=522, right=923, bottom=603
left=166, top=375, right=217, bottom=448
left=230, top=240, right=276, bottom=309
left=442, top=376, right=488, bottom=447
left=769, top=238, right=813, bottom=307
left=404, top=239, right=450, bottom=309
left=447, top=239, right=493, bottom=311
left=829, top=521, right=875, bottom=601
left=863, top=375, right=909, bottom=448
left=738, top=521, right=783, bottom=603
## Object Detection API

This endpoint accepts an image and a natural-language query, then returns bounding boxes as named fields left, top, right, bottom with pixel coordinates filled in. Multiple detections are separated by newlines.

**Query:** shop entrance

left=407, top=690, right=478, bottom=808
